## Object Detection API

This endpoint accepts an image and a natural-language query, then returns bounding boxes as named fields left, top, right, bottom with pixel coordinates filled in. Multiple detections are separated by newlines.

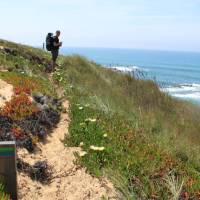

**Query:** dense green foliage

left=0, top=39, right=200, bottom=199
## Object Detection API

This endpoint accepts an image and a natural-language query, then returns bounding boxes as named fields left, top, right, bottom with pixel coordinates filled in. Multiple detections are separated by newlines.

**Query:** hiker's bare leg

left=51, top=50, right=58, bottom=72
left=52, top=60, right=57, bottom=71
left=51, top=60, right=54, bottom=71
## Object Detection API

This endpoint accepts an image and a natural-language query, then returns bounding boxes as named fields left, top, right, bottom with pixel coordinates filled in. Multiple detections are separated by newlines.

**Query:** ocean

left=60, top=47, right=200, bottom=105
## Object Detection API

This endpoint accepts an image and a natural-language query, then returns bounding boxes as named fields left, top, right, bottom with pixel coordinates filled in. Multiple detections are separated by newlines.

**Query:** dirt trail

left=0, top=79, right=13, bottom=107
left=17, top=99, right=117, bottom=199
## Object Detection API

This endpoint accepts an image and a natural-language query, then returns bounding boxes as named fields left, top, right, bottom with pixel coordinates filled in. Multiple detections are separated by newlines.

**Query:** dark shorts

left=51, top=49, right=59, bottom=62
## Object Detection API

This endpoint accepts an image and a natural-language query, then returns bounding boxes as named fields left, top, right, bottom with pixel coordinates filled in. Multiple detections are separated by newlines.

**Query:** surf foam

left=162, top=83, right=200, bottom=102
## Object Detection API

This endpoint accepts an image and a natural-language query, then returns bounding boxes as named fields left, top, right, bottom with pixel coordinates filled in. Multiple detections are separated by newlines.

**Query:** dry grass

left=164, top=172, right=184, bottom=200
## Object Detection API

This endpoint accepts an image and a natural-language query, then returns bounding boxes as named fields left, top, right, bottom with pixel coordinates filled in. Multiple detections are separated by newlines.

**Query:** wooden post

left=0, top=141, right=17, bottom=200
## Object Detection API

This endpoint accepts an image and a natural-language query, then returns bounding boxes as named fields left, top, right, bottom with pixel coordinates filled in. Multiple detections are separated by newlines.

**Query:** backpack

left=46, top=33, right=54, bottom=51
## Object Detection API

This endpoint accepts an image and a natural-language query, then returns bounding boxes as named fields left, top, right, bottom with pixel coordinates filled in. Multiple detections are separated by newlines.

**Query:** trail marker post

left=0, top=141, right=17, bottom=200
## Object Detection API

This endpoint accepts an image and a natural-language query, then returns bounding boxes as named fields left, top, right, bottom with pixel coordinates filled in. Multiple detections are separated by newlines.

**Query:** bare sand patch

left=0, top=79, right=13, bottom=107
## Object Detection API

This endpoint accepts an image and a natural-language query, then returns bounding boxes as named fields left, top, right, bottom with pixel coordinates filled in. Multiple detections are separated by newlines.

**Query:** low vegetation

left=0, top=39, right=200, bottom=199
left=53, top=56, right=200, bottom=199
left=0, top=183, right=10, bottom=200
left=0, top=42, right=61, bottom=191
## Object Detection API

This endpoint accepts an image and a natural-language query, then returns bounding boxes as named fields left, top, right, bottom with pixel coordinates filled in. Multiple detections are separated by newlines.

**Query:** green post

left=0, top=141, right=17, bottom=200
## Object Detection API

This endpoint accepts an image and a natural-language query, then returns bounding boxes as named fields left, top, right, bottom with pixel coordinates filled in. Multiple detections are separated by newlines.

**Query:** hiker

left=46, top=30, right=62, bottom=72
left=51, top=30, right=62, bottom=71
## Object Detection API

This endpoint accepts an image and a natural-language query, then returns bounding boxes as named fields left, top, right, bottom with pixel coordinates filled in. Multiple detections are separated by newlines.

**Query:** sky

left=0, top=0, right=200, bottom=52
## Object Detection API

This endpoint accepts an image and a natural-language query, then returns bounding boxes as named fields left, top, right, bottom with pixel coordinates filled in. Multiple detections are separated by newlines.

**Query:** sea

left=60, top=47, right=200, bottom=105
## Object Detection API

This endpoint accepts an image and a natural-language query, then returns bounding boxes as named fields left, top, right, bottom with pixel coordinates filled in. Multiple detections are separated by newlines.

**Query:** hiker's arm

left=53, top=42, right=61, bottom=47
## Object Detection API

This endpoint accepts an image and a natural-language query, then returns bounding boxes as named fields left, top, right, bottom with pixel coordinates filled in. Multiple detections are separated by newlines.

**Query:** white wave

left=162, top=83, right=200, bottom=93
left=173, top=92, right=200, bottom=100
left=109, top=65, right=149, bottom=73
left=162, top=83, right=200, bottom=102
left=112, top=66, right=139, bottom=72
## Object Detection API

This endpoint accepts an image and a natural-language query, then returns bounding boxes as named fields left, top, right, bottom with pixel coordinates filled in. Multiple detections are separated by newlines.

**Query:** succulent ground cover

left=17, top=158, right=52, bottom=184
left=0, top=73, right=61, bottom=183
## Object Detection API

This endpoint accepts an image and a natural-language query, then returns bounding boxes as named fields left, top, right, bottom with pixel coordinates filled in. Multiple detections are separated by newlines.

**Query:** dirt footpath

left=0, top=79, right=13, bottom=107
left=17, top=100, right=117, bottom=200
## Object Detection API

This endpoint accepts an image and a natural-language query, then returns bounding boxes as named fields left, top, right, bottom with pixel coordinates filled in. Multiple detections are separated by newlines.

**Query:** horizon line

left=1, top=38, right=198, bottom=54
left=58, top=46, right=200, bottom=54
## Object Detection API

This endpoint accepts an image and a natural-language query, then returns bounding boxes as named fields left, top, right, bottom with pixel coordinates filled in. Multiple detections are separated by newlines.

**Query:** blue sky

left=0, top=0, right=200, bottom=51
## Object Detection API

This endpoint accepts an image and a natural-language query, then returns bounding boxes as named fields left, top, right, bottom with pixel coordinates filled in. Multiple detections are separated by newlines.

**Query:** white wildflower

left=90, top=119, right=97, bottom=122
left=90, top=145, right=105, bottom=151
left=79, top=106, right=84, bottom=110
left=103, top=134, right=108, bottom=138
left=90, top=145, right=97, bottom=150
left=79, top=151, right=87, bottom=157
left=98, top=147, right=105, bottom=151
left=85, top=118, right=97, bottom=123
left=79, top=142, right=84, bottom=147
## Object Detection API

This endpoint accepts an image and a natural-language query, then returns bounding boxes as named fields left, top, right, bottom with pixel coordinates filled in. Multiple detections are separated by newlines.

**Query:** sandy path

left=0, top=79, right=13, bottom=107
left=17, top=100, right=117, bottom=200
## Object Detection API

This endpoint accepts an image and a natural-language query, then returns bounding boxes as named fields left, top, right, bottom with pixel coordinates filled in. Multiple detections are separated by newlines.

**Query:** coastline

left=61, top=47, right=200, bottom=105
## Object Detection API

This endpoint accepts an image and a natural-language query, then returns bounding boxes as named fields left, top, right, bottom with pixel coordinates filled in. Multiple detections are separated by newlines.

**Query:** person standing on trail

left=51, top=30, right=62, bottom=71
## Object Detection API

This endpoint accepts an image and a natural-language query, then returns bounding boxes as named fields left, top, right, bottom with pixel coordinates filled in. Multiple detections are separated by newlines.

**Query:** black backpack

left=46, top=33, right=54, bottom=51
